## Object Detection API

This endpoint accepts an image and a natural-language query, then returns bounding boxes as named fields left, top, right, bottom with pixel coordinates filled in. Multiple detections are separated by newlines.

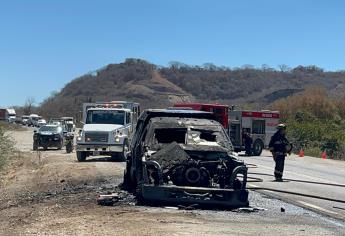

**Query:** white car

left=37, top=119, right=47, bottom=127
left=22, top=118, right=29, bottom=125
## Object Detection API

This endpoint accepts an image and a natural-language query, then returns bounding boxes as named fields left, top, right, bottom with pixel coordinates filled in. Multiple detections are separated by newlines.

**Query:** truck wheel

left=66, top=141, right=73, bottom=153
left=33, top=141, right=38, bottom=151
left=77, top=151, right=87, bottom=162
left=122, top=159, right=134, bottom=190
left=135, top=183, right=144, bottom=204
left=252, top=140, right=264, bottom=156
left=122, top=169, right=133, bottom=190
left=118, top=140, right=129, bottom=162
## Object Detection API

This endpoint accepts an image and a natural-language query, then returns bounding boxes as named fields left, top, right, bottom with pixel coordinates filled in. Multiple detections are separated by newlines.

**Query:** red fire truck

left=228, top=110, right=280, bottom=156
left=173, top=103, right=280, bottom=156
left=173, top=103, right=229, bottom=129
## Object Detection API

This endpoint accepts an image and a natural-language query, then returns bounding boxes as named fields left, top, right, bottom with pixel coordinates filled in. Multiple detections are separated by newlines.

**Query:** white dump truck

left=76, top=101, right=140, bottom=162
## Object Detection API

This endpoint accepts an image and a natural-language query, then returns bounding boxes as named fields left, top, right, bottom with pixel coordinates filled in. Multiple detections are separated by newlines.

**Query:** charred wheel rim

left=185, top=167, right=201, bottom=184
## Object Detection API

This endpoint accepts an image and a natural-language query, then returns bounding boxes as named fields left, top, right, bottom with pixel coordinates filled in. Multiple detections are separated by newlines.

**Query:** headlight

left=77, top=131, right=83, bottom=142
left=115, top=136, right=120, bottom=143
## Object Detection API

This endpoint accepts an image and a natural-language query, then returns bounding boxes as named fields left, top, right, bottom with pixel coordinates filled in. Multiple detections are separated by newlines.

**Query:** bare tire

left=33, top=141, right=38, bottom=151
left=66, top=141, right=73, bottom=153
left=113, top=140, right=129, bottom=162
left=77, top=151, right=87, bottom=162
left=135, top=183, right=144, bottom=204
left=122, top=159, right=134, bottom=190
left=252, top=140, right=264, bottom=156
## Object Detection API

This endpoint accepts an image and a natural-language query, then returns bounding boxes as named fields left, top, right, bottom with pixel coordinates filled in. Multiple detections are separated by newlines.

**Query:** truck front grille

left=85, top=132, right=108, bottom=143
left=40, top=135, right=54, bottom=143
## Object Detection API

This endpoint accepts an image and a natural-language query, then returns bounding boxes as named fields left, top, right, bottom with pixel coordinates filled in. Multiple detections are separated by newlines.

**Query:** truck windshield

left=86, top=110, right=125, bottom=125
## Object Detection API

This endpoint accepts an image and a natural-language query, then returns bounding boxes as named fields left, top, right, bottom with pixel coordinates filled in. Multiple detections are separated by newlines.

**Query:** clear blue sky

left=1, top=0, right=345, bottom=107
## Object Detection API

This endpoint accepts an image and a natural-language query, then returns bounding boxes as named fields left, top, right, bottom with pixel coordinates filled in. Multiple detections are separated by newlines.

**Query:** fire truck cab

left=173, top=103, right=229, bottom=129
left=229, top=110, right=280, bottom=156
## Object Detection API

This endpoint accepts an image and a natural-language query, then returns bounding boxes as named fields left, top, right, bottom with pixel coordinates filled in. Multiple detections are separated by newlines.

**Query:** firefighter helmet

left=277, top=123, right=286, bottom=130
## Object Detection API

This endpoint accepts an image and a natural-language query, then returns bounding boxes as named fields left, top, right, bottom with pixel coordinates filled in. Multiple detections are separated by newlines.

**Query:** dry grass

left=0, top=124, right=14, bottom=170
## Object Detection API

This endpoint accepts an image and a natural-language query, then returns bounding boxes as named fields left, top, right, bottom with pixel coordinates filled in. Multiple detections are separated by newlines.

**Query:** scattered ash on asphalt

left=95, top=186, right=345, bottom=229
left=4, top=173, right=344, bottom=230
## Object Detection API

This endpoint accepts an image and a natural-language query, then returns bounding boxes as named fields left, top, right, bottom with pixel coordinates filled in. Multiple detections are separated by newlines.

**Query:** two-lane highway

left=242, top=150, right=345, bottom=221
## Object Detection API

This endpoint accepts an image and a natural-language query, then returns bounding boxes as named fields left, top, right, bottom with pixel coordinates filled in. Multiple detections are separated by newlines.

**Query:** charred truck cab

left=124, top=109, right=248, bottom=208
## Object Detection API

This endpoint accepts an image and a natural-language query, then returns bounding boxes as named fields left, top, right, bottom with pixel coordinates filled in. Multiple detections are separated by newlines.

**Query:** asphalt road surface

left=0, top=127, right=344, bottom=235
left=243, top=150, right=345, bottom=221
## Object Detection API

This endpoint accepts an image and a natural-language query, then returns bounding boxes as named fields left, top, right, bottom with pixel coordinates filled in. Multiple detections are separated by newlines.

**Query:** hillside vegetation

left=271, top=87, right=345, bottom=160
left=30, top=58, right=345, bottom=159
left=38, top=58, right=345, bottom=120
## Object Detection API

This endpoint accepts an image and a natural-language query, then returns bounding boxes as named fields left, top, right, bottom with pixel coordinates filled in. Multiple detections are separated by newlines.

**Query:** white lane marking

left=297, top=200, right=338, bottom=215
left=253, top=163, right=344, bottom=185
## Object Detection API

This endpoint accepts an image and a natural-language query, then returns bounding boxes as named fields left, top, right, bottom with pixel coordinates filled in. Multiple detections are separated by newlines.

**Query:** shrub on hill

left=270, top=87, right=345, bottom=160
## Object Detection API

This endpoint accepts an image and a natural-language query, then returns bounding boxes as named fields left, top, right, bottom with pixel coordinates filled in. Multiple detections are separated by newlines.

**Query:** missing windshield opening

left=154, top=128, right=187, bottom=143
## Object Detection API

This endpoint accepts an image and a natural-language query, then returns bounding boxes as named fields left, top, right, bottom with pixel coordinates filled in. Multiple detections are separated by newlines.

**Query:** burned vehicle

left=124, top=109, right=249, bottom=208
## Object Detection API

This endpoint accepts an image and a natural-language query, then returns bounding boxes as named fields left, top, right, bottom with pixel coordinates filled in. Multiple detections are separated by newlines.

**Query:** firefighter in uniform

left=269, top=124, right=292, bottom=181
left=242, top=129, right=253, bottom=156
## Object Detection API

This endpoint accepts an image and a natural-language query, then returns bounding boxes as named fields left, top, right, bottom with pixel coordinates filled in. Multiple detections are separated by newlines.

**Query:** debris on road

left=96, top=193, right=120, bottom=206
left=232, top=207, right=267, bottom=213
left=97, top=188, right=137, bottom=207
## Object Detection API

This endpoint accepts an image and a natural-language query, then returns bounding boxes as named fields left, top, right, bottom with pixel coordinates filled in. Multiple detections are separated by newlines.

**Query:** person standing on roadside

left=242, top=129, right=253, bottom=156
left=269, top=124, right=292, bottom=181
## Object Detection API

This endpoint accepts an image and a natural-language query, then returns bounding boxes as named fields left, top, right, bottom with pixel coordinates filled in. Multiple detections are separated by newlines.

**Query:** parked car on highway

left=61, top=117, right=76, bottom=132
left=33, top=124, right=67, bottom=151
left=21, top=115, right=30, bottom=125
left=37, top=119, right=47, bottom=127
left=28, top=114, right=40, bottom=127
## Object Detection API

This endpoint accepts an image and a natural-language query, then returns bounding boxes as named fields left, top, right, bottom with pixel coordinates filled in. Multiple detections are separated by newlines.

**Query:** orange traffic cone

left=299, top=149, right=304, bottom=157
left=321, top=151, right=327, bottom=159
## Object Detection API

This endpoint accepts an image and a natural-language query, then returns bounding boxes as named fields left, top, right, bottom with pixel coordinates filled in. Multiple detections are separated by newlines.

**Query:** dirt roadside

left=0, top=128, right=344, bottom=236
